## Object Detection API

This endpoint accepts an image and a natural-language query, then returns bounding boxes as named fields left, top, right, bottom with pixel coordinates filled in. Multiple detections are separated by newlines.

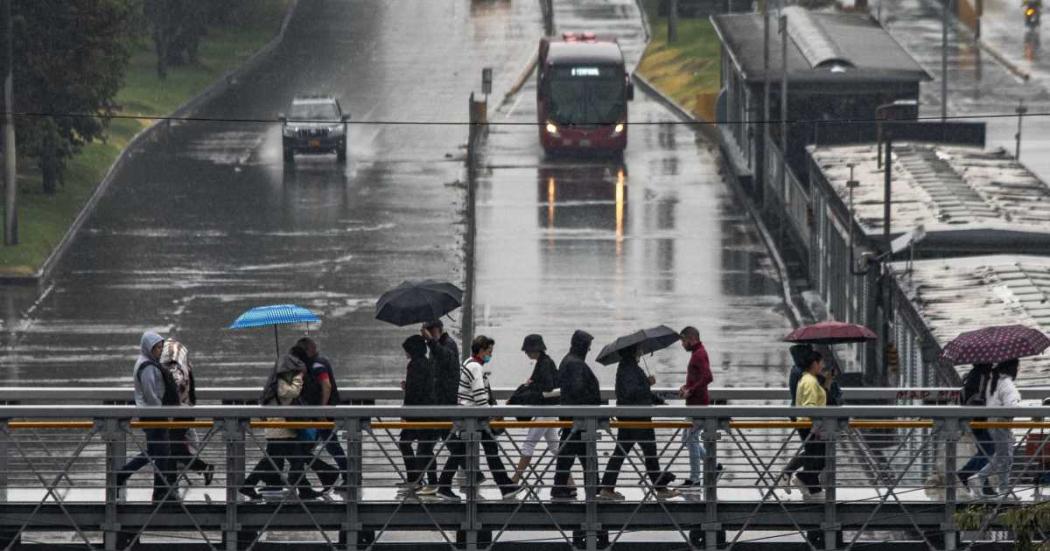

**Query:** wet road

left=0, top=0, right=541, bottom=385
left=880, top=0, right=1050, bottom=178
left=473, top=0, right=793, bottom=386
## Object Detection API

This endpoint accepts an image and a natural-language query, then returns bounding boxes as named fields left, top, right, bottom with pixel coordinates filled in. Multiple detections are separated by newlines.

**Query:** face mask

left=482, top=355, right=492, bottom=364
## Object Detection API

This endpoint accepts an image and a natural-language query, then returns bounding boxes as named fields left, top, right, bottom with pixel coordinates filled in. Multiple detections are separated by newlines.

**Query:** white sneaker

left=791, top=475, right=809, bottom=495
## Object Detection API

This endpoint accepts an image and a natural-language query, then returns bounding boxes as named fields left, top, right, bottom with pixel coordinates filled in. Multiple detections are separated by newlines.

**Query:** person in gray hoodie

left=117, top=331, right=179, bottom=502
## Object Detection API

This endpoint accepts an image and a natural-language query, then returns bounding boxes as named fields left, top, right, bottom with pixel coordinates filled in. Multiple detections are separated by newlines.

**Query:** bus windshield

left=545, top=65, right=625, bottom=126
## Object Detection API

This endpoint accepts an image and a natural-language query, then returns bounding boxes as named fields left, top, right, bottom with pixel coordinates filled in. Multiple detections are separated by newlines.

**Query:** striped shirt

left=458, top=357, right=491, bottom=407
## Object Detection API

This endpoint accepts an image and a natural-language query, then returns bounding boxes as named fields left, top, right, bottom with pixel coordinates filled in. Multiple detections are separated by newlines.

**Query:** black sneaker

left=298, top=488, right=325, bottom=500
left=435, top=487, right=462, bottom=501
left=203, top=464, right=215, bottom=486
left=550, top=490, right=576, bottom=501
left=982, top=482, right=997, bottom=498
left=238, top=487, right=262, bottom=502
left=678, top=479, right=695, bottom=489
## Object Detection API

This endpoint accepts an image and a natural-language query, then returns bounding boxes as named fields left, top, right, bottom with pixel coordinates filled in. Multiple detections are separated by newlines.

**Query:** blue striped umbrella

left=229, top=304, right=321, bottom=357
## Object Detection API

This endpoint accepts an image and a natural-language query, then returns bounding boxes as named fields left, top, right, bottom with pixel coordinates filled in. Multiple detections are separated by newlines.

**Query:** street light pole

left=1016, top=100, right=1028, bottom=160
left=875, top=99, right=918, bottom=169
left=779, top=13, right=788, bottom=200
left=941, top=0, right=950, bottom=121
left=1, top=0, right=16, bottom=246
left=669, top=0, right=679, bottom=43
left=762, top=0, right=770, bottom=210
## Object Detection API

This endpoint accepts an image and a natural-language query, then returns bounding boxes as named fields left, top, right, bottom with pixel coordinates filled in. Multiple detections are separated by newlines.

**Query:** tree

left=143, top=0, right=209, bottom=79
left=7, top=0, right=134, bottom=193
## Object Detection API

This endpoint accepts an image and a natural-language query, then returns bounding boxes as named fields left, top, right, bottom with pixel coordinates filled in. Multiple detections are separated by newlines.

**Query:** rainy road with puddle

left=0, top=0, right=793, bottom=390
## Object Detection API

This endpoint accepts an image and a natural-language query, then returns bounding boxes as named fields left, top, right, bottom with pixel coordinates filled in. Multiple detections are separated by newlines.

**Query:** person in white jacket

left=976, top=359, right=1021, bottom=497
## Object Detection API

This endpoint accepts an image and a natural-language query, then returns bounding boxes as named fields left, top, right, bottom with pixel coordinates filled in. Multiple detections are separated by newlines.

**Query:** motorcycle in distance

left=1025, top=0, right=1041, bottom=28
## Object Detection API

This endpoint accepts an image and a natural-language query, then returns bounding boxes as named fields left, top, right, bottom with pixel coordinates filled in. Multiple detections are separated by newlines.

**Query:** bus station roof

left=807, top=142, right=1050, bottom=253
left=711, top=7, right=931, bottom=83
left=890, top=255, right=1050, bottom=386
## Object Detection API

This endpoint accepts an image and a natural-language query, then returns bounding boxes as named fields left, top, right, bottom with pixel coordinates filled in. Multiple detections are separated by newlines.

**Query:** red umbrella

left=783, top=321, right=878, bottom=345
left=939, top=324, right=1050, bottom=366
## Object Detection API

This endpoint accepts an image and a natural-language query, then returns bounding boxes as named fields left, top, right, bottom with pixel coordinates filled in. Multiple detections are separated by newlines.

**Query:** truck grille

left=296, top=128, right=330, bottom=138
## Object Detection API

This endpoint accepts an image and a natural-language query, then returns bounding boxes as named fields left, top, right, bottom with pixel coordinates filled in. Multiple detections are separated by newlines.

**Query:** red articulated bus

left=537, top=32, right=634, bottom=155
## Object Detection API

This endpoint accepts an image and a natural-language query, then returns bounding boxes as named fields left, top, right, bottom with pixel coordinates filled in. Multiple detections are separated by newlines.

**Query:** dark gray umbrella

left=375, top=280, right=463, bottom=327
left=595, top=325, right=680, bottom=365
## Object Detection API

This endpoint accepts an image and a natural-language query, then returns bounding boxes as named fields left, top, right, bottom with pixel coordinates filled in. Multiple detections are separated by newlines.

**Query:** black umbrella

left=595, top=325, right=681, bottom=365
left=375, top=280, right=464, bottom=327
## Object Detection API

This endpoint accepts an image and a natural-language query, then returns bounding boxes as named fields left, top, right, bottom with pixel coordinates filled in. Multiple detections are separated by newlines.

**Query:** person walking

left=160, top=339, right=214, bottom=486
left=551, top=330, right=602, bottom=501
left=435, top=336, right=521, bottom=501
left=598, top=345, right=677, bottom=500
left=958, top=363, right=994, bottom=498
left=296, top=338, right=344, bottom=493
left=398, top=335, right=439, bottom=496
left=117, top=331, right=180, bottom=503
left=511, top=334, right=562, bottom=486
left=423, top=319, right=460, bottom=407
left=677, top=326, right=718, bottom=490
left=792, top=349, right=827, bottom=501
left=240, top=351, right=324, bottom=501
left=976, top=359, right=1021, bottom=498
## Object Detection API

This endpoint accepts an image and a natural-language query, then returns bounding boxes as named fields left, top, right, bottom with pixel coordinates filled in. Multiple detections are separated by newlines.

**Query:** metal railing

left=0, top=402, right=1046, bottom=550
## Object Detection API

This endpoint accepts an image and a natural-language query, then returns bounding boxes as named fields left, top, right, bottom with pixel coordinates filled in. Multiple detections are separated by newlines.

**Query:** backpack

left=136, top=360, right=180, bottom=406
left=507, top=383, right=544, bottom=421
left=961, top=365, right=990, bottom=406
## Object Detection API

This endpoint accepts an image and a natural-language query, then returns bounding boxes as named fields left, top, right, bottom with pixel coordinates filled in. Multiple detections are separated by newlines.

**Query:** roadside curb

left=501, top=51, right=538, bottom=106
left=2, top=0, right=301, bottom=286
left=631, top=72, right=805, bottom=327
left=976, top=38, right=1031, bottom=82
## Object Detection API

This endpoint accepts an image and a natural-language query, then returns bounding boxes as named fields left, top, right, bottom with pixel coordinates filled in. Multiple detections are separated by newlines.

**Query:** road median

left=0, top=0, right=298, bottom=284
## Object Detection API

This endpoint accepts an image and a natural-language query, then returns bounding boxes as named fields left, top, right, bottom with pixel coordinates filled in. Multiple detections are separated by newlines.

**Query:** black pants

left=244, top=439, right=311, bottom=491
left=438, top=430, right=514, bottom=490
left=600, top=427, right=668, bottom=490
left=553, top=428, right=586, bottom=496
left=399, top=429, right=439, bottom=486
left=117, top=428, right=177, bottom=502
left=169, top=428, right=212, bottom=476
left=795, top=428, right=826, bottom=494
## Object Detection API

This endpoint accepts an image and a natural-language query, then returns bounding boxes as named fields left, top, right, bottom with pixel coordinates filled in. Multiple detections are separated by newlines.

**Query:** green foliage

left=142, top=0, right=256, bottom=79
left=956, top=501, right=1050, bottom=550
left=9, top=0, right=135, bottom=194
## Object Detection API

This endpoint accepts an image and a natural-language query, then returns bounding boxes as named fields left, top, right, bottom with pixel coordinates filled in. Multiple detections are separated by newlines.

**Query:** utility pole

left=941, top=0, right=950, bottom=121
left=762, top=0, right=770, bottom=210
left=669, top=0, right=679, bottom=43
left=2, top=0, right=16, bottom=246
left=779, top=13, right=788, bottom=201
left=1015, top=100, right=1027, bottom=160
left=882, top=135, right=893, bottom=386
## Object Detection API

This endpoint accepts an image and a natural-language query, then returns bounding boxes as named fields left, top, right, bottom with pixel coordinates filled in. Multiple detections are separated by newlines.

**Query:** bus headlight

left=545, top=122, right=559, bottom=135
left=613, top=122, right=625, bottom=134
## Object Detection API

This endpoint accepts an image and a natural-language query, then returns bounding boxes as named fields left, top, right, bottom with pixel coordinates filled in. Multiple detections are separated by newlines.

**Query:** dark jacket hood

left=789, top=344, right=813, bottom=368
left=569, top=330, right=593, bottom=357
left=403, top=335, right=428, bottom=358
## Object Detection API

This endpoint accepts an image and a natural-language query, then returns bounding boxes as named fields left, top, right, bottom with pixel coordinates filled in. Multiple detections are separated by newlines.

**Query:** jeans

left=437, top=430, right=514, bottom=491
left=959, top=428, right=994, bottom=482
left=398, top=429, right=439, bottom=486
left=600, top=427, right=670, bottom=490
left=316, top=429, right=348, bottom=476
left=117, top=428, right=177, bottom=502
left=684, top=427, right=706, bottom=483
left=977, top=428, right=1015, bottom=493
left=169, top=428, right=211, bottom=476
left=553, top=428, right=586, bottom=496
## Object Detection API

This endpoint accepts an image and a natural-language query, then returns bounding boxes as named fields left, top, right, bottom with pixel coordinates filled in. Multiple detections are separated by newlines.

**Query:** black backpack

left=507, top=383, right=543, bottom=421
left=136, top=360, right=180, bottom=406
left=961, top=365, right=991, bottom=406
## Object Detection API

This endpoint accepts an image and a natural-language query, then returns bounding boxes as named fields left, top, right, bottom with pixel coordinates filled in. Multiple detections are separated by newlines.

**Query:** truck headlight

left=329, top=125, right=345, bottom=137
left=282, top=126, right=296, bottom=137
left=545, top=122, right=559, bottom=135
left=613, top=122, right=625, bottom=134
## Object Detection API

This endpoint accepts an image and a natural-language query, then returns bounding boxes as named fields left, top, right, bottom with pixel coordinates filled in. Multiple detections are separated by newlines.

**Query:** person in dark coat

left=597, top=345, right=676, bottom=500
left=397, top=335, right=440, bottom=495
left=295, top=338, right=343, bottom=493
left=957, top=363, right=993, bottom=498
left=512, top=334, right=562, bottom=484
left=551, top=330, right=602, bottom=500
left=423, top=319, right=460, bottom=407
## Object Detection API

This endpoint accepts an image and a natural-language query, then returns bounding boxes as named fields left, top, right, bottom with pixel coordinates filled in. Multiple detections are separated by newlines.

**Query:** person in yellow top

left=793, top=350, right=827, bottom=501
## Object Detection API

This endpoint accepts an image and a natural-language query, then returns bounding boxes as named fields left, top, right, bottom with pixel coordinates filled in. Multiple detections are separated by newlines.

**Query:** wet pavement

left=473, top=0, right=793, bottom=386
left=0, top=0, right=541, bottom=386
left=879, top=0, right=1050, bottom=178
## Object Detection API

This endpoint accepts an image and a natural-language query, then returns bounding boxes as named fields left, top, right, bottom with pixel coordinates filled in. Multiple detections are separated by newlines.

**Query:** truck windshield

left=290, top=102, right=339, bottom=121
left=545, top=65, right=625, bottom=126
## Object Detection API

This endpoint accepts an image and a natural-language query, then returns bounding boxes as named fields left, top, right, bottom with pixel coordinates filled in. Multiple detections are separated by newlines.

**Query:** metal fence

left=0, top=398, right=1047, bottom=550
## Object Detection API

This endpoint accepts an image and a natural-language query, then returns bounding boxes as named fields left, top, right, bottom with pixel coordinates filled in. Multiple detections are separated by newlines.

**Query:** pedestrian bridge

left=0, top=386, right=1044, bottom=550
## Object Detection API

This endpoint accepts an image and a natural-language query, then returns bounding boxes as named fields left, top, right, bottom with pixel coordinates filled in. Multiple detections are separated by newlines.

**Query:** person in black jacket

left=551, top=330, right=602, bottom=500
left=397, top=335, right=440, bottom=495
left=598, top=345, right=676, bottom=500
left=512, top=334, right=562, bottom=484
left=423, top=320, right=460, bottom=406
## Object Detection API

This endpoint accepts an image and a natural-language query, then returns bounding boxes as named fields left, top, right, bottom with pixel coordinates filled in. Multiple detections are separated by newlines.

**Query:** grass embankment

left=0, top=1, right=289, bottom=276
left=635, top=0, right=722, bottom=121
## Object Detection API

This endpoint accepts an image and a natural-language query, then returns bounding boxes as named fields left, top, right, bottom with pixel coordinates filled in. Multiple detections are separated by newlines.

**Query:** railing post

left=0, top=419, right=8, bottom=504
left=702, top=416, right=721, bottom=550
left=102, top=418, right=122, bottom=550
left=821, top=417, right=840, bottom=551
left=341, top=417, right=363, bottom=551
left=222, top=417, right=246, bottom=551
left=583, top=416, right=601, bottom=551
left=464, top=417, right=481, bottom=551
left=941, top=418, right=960, bottom=551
